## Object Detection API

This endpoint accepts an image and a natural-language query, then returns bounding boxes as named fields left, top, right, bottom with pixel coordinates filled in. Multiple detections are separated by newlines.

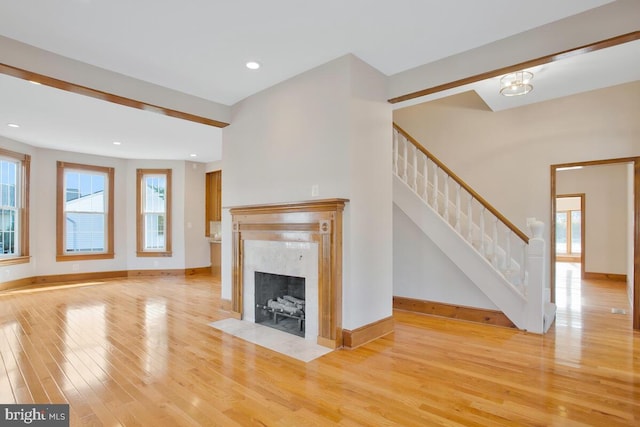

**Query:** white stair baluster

left=393, top=130, right=399, bottom=175
left=479, top=208, right=486, bottom=256
left=466, top=194, right=473, bottom=243
left=455, top=184, right=461, bottom=232
left=432, top=166, right=439, bottom=212
left=412, top=145, right=418, bottom=191
left=402, top=136, right=408, bottom=182
left=492, top=217, right=498, bottom=268
left=521, top=241, right=528, bottom=291
left=443, top=176, right=449, bottom=222
left=505, top=229, right=512, bottom=274
left=422, top=156, right=428, bottom=202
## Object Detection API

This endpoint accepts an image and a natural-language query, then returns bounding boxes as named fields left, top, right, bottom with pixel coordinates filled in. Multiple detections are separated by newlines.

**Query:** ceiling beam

left=0, top=63, right=230, bottom=128
left=388, top=31, right=640, bottom=104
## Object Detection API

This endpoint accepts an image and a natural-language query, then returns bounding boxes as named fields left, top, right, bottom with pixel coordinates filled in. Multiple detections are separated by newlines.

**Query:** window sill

left=56, top=253, right=115, bottom=262
left=136, top=251, right=173, bottom=258
left=0, top=256, right=31, bottom=266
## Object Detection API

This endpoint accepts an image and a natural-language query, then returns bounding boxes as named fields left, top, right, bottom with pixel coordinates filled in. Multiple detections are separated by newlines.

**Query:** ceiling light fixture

left=500, top=71, right=533, bottom=96
left=189, top=153, right=197, bottom=158
left=112, top=141, right=121, bottom=145
left=245, top=61, right=261, bottom=70
left=7, top=123, right=20, bottom=128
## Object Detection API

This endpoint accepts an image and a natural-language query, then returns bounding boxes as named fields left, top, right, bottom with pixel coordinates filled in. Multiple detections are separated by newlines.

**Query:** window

left=556, top=209, right=582, bottom=256
left=56, top=162, right=114, bottom=261
left=137, top=169, right=172, bottom=257
left=0, top=148, right=30, bottom=265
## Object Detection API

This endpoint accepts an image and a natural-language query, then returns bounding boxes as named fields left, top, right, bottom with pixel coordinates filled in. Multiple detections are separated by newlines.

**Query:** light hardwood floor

left=0, top=265, right=638, bottom=426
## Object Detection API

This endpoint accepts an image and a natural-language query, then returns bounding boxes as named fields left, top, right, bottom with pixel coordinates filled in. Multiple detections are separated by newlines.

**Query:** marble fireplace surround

left=229, top=199, right=347, bottom=349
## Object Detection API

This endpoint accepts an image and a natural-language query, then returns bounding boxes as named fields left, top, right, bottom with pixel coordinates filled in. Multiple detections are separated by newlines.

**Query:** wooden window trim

left=136, top=169, right=172, bottom=257
left=56, top=161, right=115, bottom=261
left=0, top=148, right=30, bottom=266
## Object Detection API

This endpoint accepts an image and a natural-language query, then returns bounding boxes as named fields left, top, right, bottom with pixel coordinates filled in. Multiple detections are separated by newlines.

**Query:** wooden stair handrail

left=394, top=123, right=530, bottom=244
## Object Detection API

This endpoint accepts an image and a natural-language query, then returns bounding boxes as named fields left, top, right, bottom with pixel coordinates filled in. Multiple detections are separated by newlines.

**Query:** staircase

left=393, top=124, right=553, bottom=333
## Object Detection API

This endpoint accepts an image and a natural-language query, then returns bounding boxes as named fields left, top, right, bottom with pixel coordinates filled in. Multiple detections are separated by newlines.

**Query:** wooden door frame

left=555, top=193, right=586, bottom=275
left=550, top=157, right=640, bottom=329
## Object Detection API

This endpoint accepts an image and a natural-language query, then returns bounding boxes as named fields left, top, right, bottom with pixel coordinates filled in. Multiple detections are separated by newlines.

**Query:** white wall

left=0, top=137, right=210, bottom=283
left=556, top=164, right=629, bottom=275
left=222, top=54, right=392, bottom=330
left=344, top=56, right=393, bottom=327
left=393, top=205, right=498, bottom=309
left=184, top=161, right=210, bottom=269
left=394, top=82, right=640, bottom=290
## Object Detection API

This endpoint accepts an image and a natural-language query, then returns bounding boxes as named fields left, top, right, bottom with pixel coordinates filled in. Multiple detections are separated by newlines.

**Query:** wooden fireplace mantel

left=229, top=198, right=348, bottom=349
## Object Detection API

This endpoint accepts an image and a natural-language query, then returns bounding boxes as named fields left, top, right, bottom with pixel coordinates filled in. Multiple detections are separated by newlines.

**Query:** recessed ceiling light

left=7, top=123, right=20, bottom=128
left=246, top=61, right=261, bottom=70
left=189, top=153, right=197, bottom=158
left=112, top=141, right=122, bottom=145
left=29, top=81, right=42, bottom=85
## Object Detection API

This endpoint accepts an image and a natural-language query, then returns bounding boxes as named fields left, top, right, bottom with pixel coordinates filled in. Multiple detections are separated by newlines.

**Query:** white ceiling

left=0, top=73, right=222, bottom=161
left=0, top=0, right=624, bottom=162
left=393, top=39, right=640, bottom=111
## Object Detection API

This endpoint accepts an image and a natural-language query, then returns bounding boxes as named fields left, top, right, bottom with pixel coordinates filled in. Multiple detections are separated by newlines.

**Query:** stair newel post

left=455, top=184, right=461, bottom=232
left=393, top=130, right=399, bottom=175
left=402, top=136, right=408, bottom=183
left=479, top=207, right=486, bottom=256
left=466, top=194, right=473, bottom=243
left=422, top=155, right=429, bottom=202
left=491, top=217, right=498, bottom=268
left=432, top=166, right=439, bottom=212
left=525, top=220, right=545, bottom=333
left=412, top=145, right=418, bottom=191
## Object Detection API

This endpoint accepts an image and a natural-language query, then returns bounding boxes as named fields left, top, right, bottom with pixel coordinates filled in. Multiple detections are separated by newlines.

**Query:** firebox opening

left=254, top=271, right=305, bottom=338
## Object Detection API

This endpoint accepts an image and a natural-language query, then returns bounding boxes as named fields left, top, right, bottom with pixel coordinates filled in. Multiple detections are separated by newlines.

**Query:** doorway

left=550, top=158, right=640, bottom=330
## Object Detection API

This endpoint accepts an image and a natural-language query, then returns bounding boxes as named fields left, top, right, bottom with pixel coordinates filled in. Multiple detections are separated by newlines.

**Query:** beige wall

left=556, top=164, right=629, bottom=275
left=222, top=55, right=393, bottom=330
left=394, top=81, right=640, bottom=287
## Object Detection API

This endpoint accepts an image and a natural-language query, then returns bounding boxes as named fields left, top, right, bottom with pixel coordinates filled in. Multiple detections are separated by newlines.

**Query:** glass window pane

left=555, top=212, right=568, bottom=254
left=144, top=213, right=165, bottom=249
left=0, top=209, right=16, bottom=255
left=66, top=171, right=106, bottom=213
left=144, top=176, right=166, bottom=214
left=571, top=210, right=581, bottom=254
left=65, top=213, right=105, bottom=252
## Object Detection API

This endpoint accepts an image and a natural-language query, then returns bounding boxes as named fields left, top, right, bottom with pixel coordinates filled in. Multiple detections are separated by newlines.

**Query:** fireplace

left=229, top=199, right=347, bottom=349
left=254, top=272, right=305, bottom=337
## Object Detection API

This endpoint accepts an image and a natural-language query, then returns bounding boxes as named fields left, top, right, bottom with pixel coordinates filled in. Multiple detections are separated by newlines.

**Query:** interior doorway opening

left=550, top=158, right=639, bottom=330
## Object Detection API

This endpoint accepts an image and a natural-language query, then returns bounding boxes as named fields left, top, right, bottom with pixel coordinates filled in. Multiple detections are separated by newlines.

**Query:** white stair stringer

left=394, top=175, right=530, bottom=330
